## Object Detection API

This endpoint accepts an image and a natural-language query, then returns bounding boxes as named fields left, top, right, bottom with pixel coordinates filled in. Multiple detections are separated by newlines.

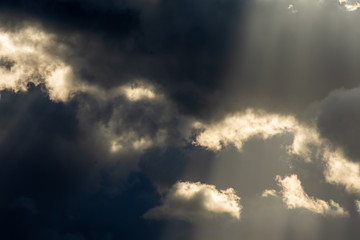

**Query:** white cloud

left=193, top=109, right=296, bottom=151
left=193, top=109, right=320, bottom=162
left=0, top=26, right=161, bottom=103
left=289, top=126, right=321, bottom=162
left=0, top=26, right=80, bottom=101
left=323, top=149, right=360, bottom=194
left=262, top=189, right=278, bottom=197
left=273, top=175, right=348, bottom=216
left=144, top=181, right=242, bottom=223
left=192, top=108, right=360, bottom=198
left=339, top=0, right=360, bottom=11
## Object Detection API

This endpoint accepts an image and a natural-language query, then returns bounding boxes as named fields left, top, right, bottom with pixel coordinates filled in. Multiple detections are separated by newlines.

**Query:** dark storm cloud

left=317, top=87, right=360, bottom=161
left=139, top=147, right=190, bottom=187
left=0, top=56, right=16, bottom=71
left=74, top=85, right=194, bottom=155
left=0, top=0, right=246, bottom=117
left=1, top=0, right=359, bottom=120
left=0, top=0, right=140, bottom=35
left=0, top=87, right=173, bottom=240
left=2, top=0, right=360, bottom=239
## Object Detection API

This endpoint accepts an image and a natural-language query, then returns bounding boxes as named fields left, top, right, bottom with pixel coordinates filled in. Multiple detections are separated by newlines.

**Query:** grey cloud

left=2, top=0, right=360, bottom=239
left=317, top=87, right=360, bottom=162
left=0, top=56, right=15, bottom=71
left=0, top=0, right=245, bottom=117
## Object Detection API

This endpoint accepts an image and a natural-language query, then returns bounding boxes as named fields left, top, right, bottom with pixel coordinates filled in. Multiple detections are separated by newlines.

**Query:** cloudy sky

left=1, top=0, right=360, bottom=239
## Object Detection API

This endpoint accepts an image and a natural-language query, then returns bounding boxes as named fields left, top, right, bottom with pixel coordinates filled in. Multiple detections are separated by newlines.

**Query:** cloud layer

left=2, top=0, right=360, bottom=239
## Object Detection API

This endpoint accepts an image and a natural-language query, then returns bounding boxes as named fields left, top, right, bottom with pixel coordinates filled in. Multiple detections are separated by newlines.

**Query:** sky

left=1, top=0, right=360, bottom=239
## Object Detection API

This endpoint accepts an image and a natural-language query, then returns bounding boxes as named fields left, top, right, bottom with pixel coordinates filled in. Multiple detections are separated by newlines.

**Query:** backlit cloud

left=339, top=0, right=360, bottom=11
left=193, top=109, right=320, bottom=162
left=323, top=149, right=360, bottom=194
left=268, top=175, right=348, bottom=216
left=144, top=181, right=242, bottom=223
left=0, top=26, right=162, bottom=104
left=193, top=110, right=296, bottom=151
left=121, top=85, right=157, bottom=102
left=0, top=26, right=82, bottom=101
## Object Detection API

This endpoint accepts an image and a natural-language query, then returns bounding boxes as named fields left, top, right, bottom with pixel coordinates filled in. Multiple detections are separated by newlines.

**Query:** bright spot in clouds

left=121, top=85, right=156, bottom=101
left=144, top=181, right=242, bottom=223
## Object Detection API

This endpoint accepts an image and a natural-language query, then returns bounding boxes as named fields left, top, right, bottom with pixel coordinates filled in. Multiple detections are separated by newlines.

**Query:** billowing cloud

left=144, top=181, right=242, bottom=223
left=266, top=175, right=348, bottom=216
left=0, top=26, right=75, bottom=101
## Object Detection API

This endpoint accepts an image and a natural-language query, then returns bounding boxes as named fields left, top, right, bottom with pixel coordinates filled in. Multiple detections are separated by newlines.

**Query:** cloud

left=355, top=200, right=360, bottom=214
left=323, top=149, right=360, bottom=194
left=0, top=25, right=166, bottom=104
left=192, top=105, right=360, bottom=197
left=193, top=109, right=320, bottom=161
left=193, top=109, right=296, bottom=151
left=144, top=181, right=242, bottom=223
left=0, top=26, right=91, bottom=102
left=266, top=175, right=348, bottom=216
left=339, top=0, right=360, bottom=11
left=121, top=84, right=157, bottom=102
left=317, top=87, right=360, bottom=162
left=2, top=0, right=360, bottom=239
left=0, top=0, right=244, bottom=117
left=262, top=189, right=278, bottom=198
left=0, top=24, right=194, bottom=156
left=0, top=89, right=166, bottom=239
